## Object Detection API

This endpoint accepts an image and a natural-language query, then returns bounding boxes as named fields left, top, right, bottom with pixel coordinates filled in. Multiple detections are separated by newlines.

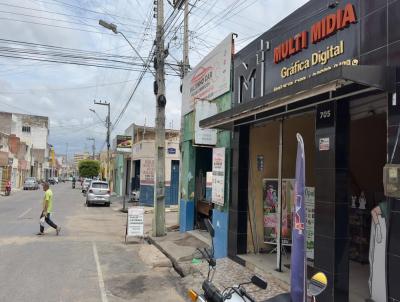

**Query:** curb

left=146, top=236, right=186, bottom=278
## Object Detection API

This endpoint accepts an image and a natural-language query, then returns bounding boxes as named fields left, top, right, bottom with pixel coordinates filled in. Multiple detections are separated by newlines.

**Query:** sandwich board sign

left=125, top=207, right=144, bottom=242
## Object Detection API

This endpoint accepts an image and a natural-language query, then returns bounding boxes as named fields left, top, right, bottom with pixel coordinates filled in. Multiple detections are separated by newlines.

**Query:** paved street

left=0, top=183, right=186, bottom=302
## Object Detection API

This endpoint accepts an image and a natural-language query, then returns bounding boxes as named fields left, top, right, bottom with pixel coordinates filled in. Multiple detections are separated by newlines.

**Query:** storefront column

left=228, top=125, right=249, bottom=259
left=387, top=74, right=400, bottom=301
left=314, top=101, right=350, bottom=302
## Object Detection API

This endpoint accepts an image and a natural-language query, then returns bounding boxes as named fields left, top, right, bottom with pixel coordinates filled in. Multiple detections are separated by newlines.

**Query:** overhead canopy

left=200, top=65, right=396, bottom=130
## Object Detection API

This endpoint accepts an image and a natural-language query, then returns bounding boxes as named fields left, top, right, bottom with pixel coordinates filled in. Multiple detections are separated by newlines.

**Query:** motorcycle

left=188, top=219, right=328, bottom=302
left=5, top=181, right=11, bottom=196
left=72, top=181, right=76, bottom=189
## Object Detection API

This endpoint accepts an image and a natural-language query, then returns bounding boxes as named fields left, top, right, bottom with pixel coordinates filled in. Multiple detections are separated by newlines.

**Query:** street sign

left=167, top=148, right=176, bottom=154
left=126, top=207, right=144, bottom=241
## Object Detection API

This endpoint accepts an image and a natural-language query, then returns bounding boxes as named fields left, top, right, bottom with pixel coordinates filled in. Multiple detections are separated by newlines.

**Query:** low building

left=0, top=111, right=49, bottom=187
left=113, top=124, right=180, bottom=206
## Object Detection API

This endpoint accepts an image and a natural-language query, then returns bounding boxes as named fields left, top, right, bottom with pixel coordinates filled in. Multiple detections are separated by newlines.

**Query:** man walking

left=37, top=182, right=61, bottom=236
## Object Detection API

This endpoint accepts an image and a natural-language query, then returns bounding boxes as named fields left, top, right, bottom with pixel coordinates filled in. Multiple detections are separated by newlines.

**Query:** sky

left=0, top=0, right=308, bottom=157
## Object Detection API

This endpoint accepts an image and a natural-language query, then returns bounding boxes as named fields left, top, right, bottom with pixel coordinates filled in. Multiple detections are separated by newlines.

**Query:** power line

left=28, top=0, right=141, bottom=23
left=0, top=2, right=144, bottom=27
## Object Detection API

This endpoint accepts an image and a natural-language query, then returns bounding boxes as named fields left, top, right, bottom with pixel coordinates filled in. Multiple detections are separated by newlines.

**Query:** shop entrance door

left=169, top=160, right=179, bottom=205
left=194, top=147, right=212, bottom=229
left=244, top=112, right=316, bottom=274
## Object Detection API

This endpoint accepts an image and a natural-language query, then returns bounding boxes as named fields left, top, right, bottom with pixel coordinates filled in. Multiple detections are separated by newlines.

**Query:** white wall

left=11, top=114, right=48, bottom=149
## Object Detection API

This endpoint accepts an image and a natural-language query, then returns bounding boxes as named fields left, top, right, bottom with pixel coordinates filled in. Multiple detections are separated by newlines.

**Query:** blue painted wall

left=139, top=184, right=154, bottom=206
left=140, top=185, right=178, bottom=206
left=180, top=200, right=195, bottom=232
left=212, top=208, right=228, bottom=258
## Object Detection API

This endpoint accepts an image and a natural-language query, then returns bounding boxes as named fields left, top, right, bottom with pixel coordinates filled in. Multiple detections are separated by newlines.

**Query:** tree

left=78, top=160, right=100, bottom=178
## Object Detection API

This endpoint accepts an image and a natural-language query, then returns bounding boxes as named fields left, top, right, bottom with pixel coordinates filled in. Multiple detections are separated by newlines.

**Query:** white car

left=86, top=181, right=110, bottom=207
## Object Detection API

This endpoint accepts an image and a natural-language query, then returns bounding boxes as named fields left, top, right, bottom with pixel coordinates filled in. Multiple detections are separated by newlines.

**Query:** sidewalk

left=146, top=212, right=289, bottom=301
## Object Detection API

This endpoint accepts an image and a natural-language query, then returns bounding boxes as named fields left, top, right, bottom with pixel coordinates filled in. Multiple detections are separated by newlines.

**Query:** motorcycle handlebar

left=202, top=280, right=224, bottom=302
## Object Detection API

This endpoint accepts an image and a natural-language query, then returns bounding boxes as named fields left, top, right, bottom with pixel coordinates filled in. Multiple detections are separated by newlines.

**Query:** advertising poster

left=127, top=207, right=144, bottom=237
left=263, top=179, right=278, bottom=243
left=116, top=135, right=132, bottom=152
left=282, top=179, right=295, bottom=244
left=263, top=178, right=295, bottom=244
left=305, top=187, right=315, bottom=259
left=181, top=34, right=233, bottom=115
left=211, top=147, right=225, bottom=206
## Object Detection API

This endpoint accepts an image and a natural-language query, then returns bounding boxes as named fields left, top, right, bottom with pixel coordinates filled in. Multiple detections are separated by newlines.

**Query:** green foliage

left=78, top=160, right=100, bottom=178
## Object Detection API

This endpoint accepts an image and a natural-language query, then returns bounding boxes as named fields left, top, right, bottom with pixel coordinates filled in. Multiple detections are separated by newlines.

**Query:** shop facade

left=179, top=34, right=234, bottom=258
left=201, top=1, right=400, bottom=301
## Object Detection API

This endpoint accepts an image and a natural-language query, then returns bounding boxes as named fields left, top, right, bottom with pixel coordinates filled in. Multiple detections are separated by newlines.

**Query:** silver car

left=86, top=181, right=110, bottom=207
left=23, top=177, right=39, bottom=190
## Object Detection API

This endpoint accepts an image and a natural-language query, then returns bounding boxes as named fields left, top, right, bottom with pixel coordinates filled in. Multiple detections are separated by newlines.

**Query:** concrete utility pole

left=94, top=100, right=111, bottom=181
left=153, top=0, right=167, bottom=237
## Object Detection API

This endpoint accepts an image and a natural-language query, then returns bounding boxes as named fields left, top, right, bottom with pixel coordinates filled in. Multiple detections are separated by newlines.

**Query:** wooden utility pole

left=153, top=0, right=167, bottom=237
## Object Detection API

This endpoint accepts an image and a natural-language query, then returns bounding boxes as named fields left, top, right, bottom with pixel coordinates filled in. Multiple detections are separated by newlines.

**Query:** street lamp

left=98, top=20, right=155, bottom=76
left=89, top=108, right=106, bottom=126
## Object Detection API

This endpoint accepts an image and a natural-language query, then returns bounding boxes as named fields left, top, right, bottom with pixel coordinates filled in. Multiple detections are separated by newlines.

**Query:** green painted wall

left=180, top=111, right=196, bottom=201
left=180, top=91, right=232, bottom=210
left=215, top=92, right=232, bottom=212
left=114, top=154, right=124, bottom=196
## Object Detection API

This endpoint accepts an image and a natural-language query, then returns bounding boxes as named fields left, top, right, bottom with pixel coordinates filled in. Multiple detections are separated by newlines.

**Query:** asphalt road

left=0, top=183, right=186, bottom=302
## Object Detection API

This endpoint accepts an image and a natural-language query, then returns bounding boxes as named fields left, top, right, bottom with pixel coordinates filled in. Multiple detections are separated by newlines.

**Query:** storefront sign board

left=212, top=147, right=225, bottom=206
left=234, top=2, right=360, bottom=104
left=182, top=34, right=233, bottom=115
left=194, top=100, right=218, bottom=145
left=126, top=207, right=144, bottom=237
left=116, top=135, right=132, bottom=153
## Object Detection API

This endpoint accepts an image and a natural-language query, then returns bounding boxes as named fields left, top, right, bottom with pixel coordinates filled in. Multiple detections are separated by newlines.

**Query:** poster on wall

left=140, top=159, right=155, bottom=185
left=263, top=179, right=278, bottom=243
left=181, top=34, right=233, bottom=116
left=305, top=187, right=315, bottom=259
left=194, top=100, right=218, bottom=145
left=212, top=147, right=225, bottom=206
left=282, top=179, right=295, bottom=245
left=263, top=178, right=295, bottom=244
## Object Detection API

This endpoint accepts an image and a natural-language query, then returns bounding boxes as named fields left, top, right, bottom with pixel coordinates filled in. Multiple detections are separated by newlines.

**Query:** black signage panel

left=234, top=0, right=361, bottom=105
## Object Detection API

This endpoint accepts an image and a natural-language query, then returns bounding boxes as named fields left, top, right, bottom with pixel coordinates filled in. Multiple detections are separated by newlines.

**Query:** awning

left=200, top=65, right=396, bottom=129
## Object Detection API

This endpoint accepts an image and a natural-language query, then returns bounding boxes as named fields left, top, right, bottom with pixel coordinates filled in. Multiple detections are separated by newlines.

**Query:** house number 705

left=320, top=110, right=331, bottom=119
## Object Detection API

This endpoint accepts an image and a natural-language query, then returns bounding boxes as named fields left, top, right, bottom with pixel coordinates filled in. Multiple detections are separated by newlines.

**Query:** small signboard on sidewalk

left=125, top=207, right=144, bottom=243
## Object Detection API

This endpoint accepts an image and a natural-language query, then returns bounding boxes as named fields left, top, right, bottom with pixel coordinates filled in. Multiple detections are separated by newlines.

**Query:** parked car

left=82, top=178, right=92, bottom=193
left=86, top=181, right=110, bottom=207
left=23, top=177, right=39, bottom=190
left=48, top=177, right=56, bottom=185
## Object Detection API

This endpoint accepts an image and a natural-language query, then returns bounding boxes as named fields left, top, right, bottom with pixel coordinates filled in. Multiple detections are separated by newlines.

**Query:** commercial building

left=113, top=124, right=180, bottom=206
left=180, top=34, right=234, bottom=258
left=198, top=1, right=400, bottom=301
